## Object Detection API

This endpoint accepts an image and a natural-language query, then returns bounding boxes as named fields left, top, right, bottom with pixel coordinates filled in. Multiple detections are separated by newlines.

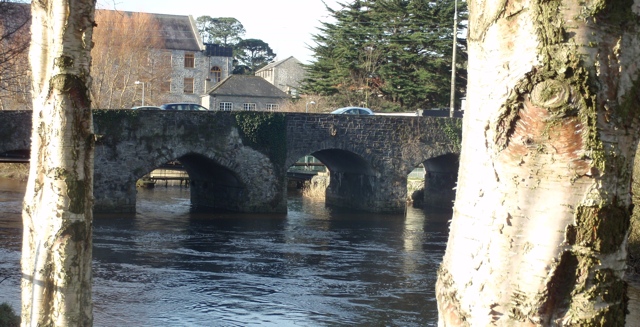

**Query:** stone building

left=203, top=75, right=289, bottom=111
left=152, top=14, right=233, bottom=104
left=254, top=56, right=306, bottom=97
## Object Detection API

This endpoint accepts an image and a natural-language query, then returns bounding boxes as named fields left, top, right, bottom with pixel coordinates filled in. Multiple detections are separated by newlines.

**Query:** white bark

left=437, top=0, right=640, bottom=325
left=21, top=0, right=96, bottom=326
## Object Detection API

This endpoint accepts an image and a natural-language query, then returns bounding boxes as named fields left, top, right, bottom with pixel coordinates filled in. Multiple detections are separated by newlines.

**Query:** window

left=243, top=103, right=256, bottom=111
left=210, top=66, right=221, bottom=83
left=219, top=102, right=232, bottom=111
left=266, top=104, right=279, bottom=111
left=161, top=79, right=171, bottom=93
left=184, top=53, right=195, bottom=68
left=183, top=78, right=194, bottom=94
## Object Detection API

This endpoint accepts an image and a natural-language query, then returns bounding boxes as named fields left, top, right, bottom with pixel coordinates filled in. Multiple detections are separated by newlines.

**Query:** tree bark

left=437, top=0, right=640, bottom=325
left=21, top=0, right=96, bottom=326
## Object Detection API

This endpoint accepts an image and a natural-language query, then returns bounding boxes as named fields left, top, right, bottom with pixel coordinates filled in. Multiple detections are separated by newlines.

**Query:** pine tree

left=302, top=0, right=467, bottom=110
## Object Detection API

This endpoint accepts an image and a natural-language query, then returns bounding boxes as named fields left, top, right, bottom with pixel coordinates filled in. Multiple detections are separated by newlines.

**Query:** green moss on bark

left=574, top=205, right=630, bottom=253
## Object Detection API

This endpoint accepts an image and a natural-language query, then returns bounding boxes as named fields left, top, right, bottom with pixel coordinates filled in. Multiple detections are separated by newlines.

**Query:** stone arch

left=286, top=145, right=386, bottom=211
left=127, top=145, right=284, bottom=213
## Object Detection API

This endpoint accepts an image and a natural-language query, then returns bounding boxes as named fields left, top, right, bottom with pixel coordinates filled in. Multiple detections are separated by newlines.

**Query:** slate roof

left=96, top=10, right=203, bottom=52
left=153, top=13, right=203, bottom=51
left=207, top=75, right=289, bottom=98
left=255, top=56, right=301, bottom=74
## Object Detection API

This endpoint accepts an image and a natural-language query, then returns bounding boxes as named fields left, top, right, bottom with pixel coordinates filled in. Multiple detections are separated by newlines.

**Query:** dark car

left=330, top=107, right=374, bottom=115
left=132, top=106, right=162, bottom=110
left=160, top=103, right=208, bottom=111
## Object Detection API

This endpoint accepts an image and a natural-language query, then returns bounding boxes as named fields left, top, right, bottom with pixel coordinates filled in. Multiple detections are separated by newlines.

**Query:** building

left=150, top=13, right=233, bottom=104
left=0, top=6, right=235, bottom=109
left=203, top=75, right=290, bottom=111
left=254, top=56, right=306, bottom=97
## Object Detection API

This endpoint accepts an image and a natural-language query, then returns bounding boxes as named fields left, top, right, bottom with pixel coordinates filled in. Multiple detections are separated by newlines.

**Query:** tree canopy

left=302, top=0, right=467, bottom=111
left=195, top=16, right=276, bottom=75
left=196, top=16, right=245, bottom=46
left=234, top=38, right=276, bottom=74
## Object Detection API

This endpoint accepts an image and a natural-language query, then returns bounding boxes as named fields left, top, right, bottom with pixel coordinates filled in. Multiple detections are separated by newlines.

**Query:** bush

left=0, top=303, right=19, bottom=327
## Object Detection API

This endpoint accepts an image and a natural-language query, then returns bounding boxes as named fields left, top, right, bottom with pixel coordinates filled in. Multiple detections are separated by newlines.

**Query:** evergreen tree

left=196, top=16, right=245, bottom=46
left=235, top=39, right=276, bottom=74
left=302, top=0, right=467, bottom=110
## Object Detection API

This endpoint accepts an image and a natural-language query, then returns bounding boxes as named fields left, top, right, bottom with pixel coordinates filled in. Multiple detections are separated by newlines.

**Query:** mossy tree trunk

left=436, top=0, right=640, bottom=325
left=21, top=0, right=96, bottom=326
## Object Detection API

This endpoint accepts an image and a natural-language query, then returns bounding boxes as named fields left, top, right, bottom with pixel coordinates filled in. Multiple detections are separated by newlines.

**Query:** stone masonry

left=1, top=110, right=462, bottom=213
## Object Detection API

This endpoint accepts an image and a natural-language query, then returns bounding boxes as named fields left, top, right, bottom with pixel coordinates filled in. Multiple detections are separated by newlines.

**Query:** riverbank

left=0, top=163, right=28, bottom=181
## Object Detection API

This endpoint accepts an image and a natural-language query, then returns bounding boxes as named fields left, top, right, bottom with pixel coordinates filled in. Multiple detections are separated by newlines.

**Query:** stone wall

left=0, top=110, right=31, bottom=153
left=165, top=50, right=232, bottom=105
left=0, top=110, right=462, bottom=213
left=92, top=110, right=286, bottom=213
left=273, top=58, right=305, bottom=94
left=285, top=113, right=462, bottom=212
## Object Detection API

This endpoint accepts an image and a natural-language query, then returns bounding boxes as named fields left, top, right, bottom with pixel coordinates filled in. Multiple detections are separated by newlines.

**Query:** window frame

left=266, top=104, right=279, bottom=111
left=219, top=102, right=232, bottom=111
left=160, top=79, right=171, bottom=93
left=210, top=66, right=222, bottom=83
left=243, top=103, right=257, bottom=111
left=184, top=52, right=195, bottom=68
left=183, top=77, right=194, bottom=94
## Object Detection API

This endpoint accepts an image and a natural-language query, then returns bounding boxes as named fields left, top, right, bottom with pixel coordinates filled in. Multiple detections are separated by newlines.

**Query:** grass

left=0, top=303, right=19, bottom=327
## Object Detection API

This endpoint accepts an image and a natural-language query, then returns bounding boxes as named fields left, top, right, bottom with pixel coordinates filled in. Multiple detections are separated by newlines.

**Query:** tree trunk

left=436, top=0, right=640, bottom=325
left=21, top=0, right=96, bottom=326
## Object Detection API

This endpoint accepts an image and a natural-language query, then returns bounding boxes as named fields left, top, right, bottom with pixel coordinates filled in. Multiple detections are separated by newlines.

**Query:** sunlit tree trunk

left=437, top=0, right=640, bottom=325
left=21, top=0, right=96, bottom=325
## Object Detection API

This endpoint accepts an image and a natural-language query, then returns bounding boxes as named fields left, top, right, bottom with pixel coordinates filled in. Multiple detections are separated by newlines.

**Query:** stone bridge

left=0, top=110, right=462, bottom=213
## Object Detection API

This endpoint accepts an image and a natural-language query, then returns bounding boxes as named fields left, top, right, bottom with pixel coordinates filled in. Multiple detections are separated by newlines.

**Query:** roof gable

left=208, top=75, right=289, bottom=98
left=96, top=10, right=203, bottom=52
left=255, top=56, right=301, bottom=73
left=154, top=13, right=203, bottom=51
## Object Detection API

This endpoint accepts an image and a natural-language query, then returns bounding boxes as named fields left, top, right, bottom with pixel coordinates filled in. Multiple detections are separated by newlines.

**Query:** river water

left=2, top=178, right=640, bottom=326
left=0, top=178, right=449, bottom=326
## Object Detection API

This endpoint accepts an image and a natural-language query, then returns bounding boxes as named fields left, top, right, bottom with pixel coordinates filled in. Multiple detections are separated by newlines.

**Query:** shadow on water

left=1, top=180, right=639, bottom=326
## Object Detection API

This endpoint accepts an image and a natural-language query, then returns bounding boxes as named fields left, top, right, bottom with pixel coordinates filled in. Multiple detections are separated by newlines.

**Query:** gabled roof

left=207, top=75, right=289, bottom=98
left=255, top=56, right=301, bottom=74
left=96, top=10, right=203, bottom=51
left=153, top=13, right=203, bottom=51
left=151, top=14, right=204, bottom=51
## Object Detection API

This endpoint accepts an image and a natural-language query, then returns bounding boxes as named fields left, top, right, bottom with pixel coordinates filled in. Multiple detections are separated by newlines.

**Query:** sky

left=97, top=0, right=341, bottom=64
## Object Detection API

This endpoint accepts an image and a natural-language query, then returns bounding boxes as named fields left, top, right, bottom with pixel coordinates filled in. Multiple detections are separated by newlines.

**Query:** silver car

left=330, top=107, right=373, bottom=115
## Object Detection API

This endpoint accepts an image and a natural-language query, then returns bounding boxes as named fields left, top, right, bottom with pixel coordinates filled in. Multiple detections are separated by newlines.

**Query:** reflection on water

left=2, top=179, right=638, bottom=326
left=0, top=180, right=449, bottom=326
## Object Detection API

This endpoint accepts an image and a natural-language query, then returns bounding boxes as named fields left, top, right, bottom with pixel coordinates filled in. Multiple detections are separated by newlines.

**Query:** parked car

left=132, top=106, right=162, bottom=110
left=160, top=103, right=208, bottom=111
left=330, top=107, right=373, bottom=115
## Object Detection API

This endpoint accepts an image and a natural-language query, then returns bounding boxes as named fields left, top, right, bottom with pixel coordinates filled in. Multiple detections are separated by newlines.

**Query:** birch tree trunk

left=436, top=0, right=640, bottom=325
left=21, top=0, right=96, bottom=326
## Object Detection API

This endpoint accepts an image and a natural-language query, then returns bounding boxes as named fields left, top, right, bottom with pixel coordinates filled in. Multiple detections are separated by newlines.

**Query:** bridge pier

left=322, top=170, right=409, bottom=213
left=93, top=173, right=137, bottom=213
left=183, top=154, right=287, bottom=213
left=422, top=154, right=458, bottom=210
